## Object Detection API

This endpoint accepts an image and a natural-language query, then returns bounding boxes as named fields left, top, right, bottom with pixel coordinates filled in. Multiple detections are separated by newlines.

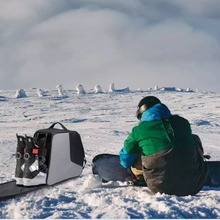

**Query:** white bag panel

left=47, top=133, right=82, bottom=185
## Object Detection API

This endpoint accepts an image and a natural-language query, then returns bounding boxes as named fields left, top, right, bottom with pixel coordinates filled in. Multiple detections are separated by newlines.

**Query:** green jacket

left=124, top=115, right=195, bottom=156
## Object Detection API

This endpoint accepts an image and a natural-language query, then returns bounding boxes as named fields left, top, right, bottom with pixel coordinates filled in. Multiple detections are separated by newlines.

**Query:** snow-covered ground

left=0, top=88, right=220, bottom=218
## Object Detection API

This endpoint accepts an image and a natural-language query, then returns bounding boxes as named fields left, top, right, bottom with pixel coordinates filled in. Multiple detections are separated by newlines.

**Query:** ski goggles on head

left=136, top=104, right=147, bottom=120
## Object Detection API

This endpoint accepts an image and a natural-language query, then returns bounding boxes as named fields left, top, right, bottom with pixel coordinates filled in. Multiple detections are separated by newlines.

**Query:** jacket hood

left=141, top=103, right=172, bottom=121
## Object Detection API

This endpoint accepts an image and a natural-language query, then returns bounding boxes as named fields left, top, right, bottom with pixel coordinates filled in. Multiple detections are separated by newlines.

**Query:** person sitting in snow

left=119, top=96, right=208, bottom=196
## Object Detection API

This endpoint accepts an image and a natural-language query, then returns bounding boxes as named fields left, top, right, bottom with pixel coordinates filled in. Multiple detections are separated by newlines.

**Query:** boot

left=15, top=134, right=26, bottom=185
left=23, top=136, right=48, bottom=186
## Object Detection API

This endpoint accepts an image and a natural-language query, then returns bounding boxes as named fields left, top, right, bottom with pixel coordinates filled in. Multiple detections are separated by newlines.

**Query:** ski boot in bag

left=23, top=136, right=48, bottom=186
left=15, top=134, right=26, bottom=185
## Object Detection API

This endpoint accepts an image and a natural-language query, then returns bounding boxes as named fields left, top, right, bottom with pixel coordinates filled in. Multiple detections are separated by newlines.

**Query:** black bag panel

left=69, top=131, right=85, bottom=167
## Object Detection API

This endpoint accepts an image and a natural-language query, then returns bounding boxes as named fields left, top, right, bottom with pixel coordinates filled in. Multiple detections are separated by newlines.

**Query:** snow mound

left=94, top=85, right=102, bottom=93
left=36, top=89, right=46, bottom=97
left=56, top=84, right=64, bottom=96
left=15, top=89, right=27, bottom=98
left=108, top=83, right=130, bottom=93
left=76, top=84, right=86, bottom=94
left=79, top=175, right=102, bottom=194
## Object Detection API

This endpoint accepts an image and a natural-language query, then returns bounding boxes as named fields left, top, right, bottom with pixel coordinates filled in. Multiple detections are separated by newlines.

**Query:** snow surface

left=0, top=88, right=220, bottom=218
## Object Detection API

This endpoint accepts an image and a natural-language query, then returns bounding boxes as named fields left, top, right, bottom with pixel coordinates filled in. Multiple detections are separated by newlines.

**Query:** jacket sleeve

left=119, top=128, right=141, bottom=168
left=119, top=148, right=138, bottom=168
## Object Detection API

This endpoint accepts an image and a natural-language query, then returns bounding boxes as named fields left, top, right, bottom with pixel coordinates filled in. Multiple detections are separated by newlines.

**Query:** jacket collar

left=141, top=103, right=172, bottom=121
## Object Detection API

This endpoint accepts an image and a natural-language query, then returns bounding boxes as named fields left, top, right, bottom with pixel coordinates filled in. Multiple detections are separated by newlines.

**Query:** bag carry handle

left=49, top=122, right=68, bottom=131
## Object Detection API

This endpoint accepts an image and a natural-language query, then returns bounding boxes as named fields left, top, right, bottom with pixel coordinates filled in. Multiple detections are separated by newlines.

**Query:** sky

left=1, top=0, right=220, bottom=92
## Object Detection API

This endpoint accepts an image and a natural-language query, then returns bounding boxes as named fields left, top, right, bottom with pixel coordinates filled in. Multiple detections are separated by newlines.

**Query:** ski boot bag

left=15, top=122, right=86, bottom=186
